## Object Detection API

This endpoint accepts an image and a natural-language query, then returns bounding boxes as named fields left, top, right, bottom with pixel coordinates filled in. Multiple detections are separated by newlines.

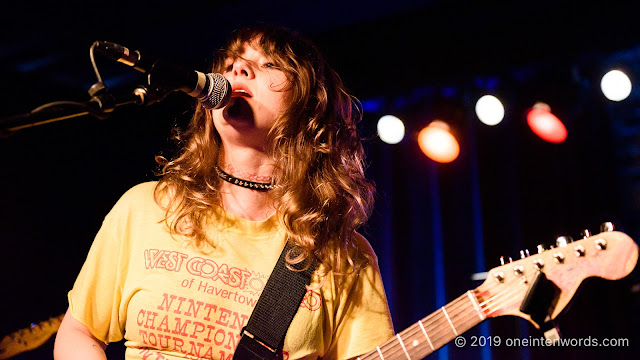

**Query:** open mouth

left=224, top=96, right=253, bottom=121
left=231, top=88, right=252, bottom=98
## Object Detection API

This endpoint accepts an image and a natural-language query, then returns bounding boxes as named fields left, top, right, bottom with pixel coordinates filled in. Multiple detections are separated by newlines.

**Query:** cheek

left=272, top=81, right=294, bottom=111
left=271, top=90, right=292, bottom=115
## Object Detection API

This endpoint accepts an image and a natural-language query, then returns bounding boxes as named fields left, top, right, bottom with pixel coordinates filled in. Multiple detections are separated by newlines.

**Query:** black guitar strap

left=233, top=242, right=316, bottom=360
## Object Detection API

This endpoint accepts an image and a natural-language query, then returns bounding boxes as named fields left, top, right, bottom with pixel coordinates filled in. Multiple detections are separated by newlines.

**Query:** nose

left=232, top=58, right=254, bottom=79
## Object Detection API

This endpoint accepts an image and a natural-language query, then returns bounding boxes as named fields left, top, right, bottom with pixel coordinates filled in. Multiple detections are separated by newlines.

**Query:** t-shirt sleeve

left=67, top=188, right=136, bottom=344
left=328, top=236, right=395, bottom=359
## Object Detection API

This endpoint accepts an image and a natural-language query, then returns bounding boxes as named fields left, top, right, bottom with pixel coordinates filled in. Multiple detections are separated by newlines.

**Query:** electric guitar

left=357, top=228, right=638, bottom=359
left=0, top=313, right=64, bottom=360
left=1, top=228, right=637, bottom=360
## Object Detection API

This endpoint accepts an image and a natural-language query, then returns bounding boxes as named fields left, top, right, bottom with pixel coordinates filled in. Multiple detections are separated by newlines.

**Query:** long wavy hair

left=155, top=25, right=375, bottom=275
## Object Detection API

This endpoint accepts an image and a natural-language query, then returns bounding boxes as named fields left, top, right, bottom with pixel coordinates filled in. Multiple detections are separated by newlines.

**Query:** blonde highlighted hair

left=155, top=25, right=375, bottom=275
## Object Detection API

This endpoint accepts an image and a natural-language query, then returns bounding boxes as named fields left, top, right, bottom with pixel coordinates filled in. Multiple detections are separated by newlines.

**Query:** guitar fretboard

left=359, top=290, right=485, bottom=360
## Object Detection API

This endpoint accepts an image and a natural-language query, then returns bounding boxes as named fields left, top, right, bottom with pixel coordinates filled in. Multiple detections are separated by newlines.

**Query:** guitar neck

left=359, top=290, right=486, bottom=360
left=356, top=229, right=639, bottom=360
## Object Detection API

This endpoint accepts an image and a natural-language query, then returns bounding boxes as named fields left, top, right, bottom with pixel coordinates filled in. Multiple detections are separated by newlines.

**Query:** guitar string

left=481, top=287, right=528, bottom=317
left=360, top=271, right=537, bottom=360
left=360, top=292, right=483, bottom=360
left=478, top=280, right=528, bottom=311
left=371, top=300, right=482, bottom=359
left=358, top=293, right=471, bottom=360
left=363, top=289, right=498, bottom=360
left=374, top=289, right=514, bottom=360
left=366, top=285, right=527, bottom=360
left=396, top=250, right=604, bottom=358
left=359, top=283, right=526, bottom=360
left=361, top=236, right=615, bottom=359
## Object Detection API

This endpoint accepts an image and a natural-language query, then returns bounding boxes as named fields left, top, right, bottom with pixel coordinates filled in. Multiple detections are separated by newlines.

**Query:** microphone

left=93, top=41, right=231, bottom=109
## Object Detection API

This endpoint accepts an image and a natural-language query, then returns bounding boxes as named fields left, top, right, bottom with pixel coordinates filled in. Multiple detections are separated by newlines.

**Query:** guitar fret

left=418, top=320, right=435, bottom=350
left=396, top=334, right=411, bottom=360
left=467, top=290, right=486, bottom=321
left=441, top=307, right=458, bottom=335
left=376, top=345, right=384, bottom=359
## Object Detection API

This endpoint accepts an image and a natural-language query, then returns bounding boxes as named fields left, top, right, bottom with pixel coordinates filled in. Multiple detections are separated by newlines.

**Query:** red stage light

left=526, top=102, right=567, bottom=143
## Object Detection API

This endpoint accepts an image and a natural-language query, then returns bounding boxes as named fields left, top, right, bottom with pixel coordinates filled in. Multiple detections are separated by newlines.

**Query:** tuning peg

left=520, top=250, right=526, bottom=259
left=556, top=236, right=572, bottom=247
left=580, top=229, right=591, bottom=238
left=500, top=256, right=505, bottom=265
left=537, top=244, right=545, bottom=254
left=533, top=258, right=545, bottom=270
left=513, top=265, right=525, bottom=276
left=574, top=245, right=586, bottom=257
left=600, top=222, right=614, bottom=232
left=553, top=252, right=565, bottom=263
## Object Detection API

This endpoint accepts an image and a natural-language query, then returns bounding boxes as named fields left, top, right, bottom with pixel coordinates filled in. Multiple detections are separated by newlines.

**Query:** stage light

left=377, top=115, right=405, bottom=144
left=601, top=69, right=632, bottom=101
left=526, top=102, right=567, bottom=143
left=475, top=95, right=504, bottom=125
left=418, top=121, right=460, bottom=163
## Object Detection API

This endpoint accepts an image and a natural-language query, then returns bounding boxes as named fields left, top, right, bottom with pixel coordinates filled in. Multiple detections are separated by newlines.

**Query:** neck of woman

left=217, top=151, right=277, bottom=221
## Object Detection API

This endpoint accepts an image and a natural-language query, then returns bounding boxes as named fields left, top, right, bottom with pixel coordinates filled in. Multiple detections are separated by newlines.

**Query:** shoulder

left=318, top=231, right=380, bottom=286
left=119, top=181, right=158, bottom=202
left=105, top=181, right=161, bottom=218
left=349, top=231, right=379, bottom=270
left=353, top=232, right=378, bottom=259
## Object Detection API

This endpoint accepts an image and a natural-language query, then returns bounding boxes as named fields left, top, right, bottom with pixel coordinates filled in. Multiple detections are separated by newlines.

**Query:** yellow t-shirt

left=68, top=182, right=394, bottom=360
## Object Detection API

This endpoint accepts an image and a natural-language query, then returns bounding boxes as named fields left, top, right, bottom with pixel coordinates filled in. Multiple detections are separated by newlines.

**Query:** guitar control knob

left=600, top=222, right=614, bottom=232
left=574, top=245, right=586, bottom=257
left=595, top=238, right=607, bottom=250
left=556, top=236, right=572, bottom=247
left=553, top=252, right=565, bottom=263
left=537, top=244, right=545, bottom=254
left=581, top=229, right=591, bottom=238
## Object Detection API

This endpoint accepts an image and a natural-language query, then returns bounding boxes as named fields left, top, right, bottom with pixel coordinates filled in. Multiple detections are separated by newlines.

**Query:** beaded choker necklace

left=214, top=165, right=274, bottom=191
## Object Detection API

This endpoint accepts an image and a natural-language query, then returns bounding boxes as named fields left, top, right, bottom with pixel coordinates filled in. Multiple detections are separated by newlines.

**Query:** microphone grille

left=200, top=73, right=232, bottom=109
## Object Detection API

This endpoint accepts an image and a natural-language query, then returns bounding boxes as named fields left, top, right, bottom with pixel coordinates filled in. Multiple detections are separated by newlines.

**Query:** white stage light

left=475, top=95, right=504, bottom=126
left=377, top=115, right=405, bottom=144
left=601, top=70, right=632, bottom=101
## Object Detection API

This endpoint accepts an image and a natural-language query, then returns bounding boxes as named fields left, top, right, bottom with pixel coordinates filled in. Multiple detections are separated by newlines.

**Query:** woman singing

left=54, top=25, right=394, bottom=360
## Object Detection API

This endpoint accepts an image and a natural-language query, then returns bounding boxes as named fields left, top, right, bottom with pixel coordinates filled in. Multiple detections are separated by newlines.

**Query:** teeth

left=232, top=89, right=251, bottom=98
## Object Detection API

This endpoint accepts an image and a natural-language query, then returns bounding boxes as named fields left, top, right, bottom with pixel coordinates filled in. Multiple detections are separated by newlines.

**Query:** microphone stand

left=0, top=82, right=174, bottom=137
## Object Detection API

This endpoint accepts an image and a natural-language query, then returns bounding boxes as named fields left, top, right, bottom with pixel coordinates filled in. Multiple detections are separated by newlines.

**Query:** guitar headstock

left=0, top=313, right=65, bottom=360
left=474, top=229, right=638, bottom=329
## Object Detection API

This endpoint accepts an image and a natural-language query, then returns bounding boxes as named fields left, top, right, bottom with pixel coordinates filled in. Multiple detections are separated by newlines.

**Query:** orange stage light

left=418, top=121, right=460, bottom=163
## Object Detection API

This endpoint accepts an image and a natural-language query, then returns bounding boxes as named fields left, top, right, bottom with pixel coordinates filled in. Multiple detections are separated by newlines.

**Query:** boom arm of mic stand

left=0, top=85, right=173, bottom=136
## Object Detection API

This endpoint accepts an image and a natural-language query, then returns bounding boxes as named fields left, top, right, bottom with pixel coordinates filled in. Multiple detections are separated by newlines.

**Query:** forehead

left=225, top=41, right=267, bottom=62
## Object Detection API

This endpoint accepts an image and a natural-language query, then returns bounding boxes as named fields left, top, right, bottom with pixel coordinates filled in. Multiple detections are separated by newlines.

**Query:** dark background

left=1, top=1, right=640, bottom=359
